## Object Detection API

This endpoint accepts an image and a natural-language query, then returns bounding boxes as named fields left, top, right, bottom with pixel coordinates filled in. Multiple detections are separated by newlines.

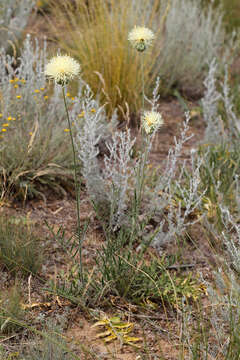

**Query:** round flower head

left=142, top=110, right=164, bottom=134
left=45, top=55, right=80, bottom=86
left=128, top=26, right=155, bottom=52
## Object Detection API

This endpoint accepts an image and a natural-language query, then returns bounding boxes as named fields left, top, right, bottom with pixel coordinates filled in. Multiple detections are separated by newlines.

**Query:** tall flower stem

left=141, top=54, right=145, bottom=111
left=138, top=53, right=147, bottom=206
left=62, top=87, right=83, bottom=284
left=130, top=55, right=148, bottom=246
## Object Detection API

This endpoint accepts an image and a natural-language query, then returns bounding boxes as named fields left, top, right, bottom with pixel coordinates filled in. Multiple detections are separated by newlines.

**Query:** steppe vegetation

left=1, top=0, right=240, bottom=359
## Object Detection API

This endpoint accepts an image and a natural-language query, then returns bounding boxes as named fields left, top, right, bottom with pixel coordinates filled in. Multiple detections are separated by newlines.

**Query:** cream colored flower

left=45, top=55, right=80, bottom=85
left=128, top=26, right=155, bottom=52
left=142, top=110, right=163, bottom=134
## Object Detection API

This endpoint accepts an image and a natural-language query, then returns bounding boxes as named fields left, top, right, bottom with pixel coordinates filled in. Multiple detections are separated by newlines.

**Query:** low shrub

left=0, top=0, right=34, bottom=52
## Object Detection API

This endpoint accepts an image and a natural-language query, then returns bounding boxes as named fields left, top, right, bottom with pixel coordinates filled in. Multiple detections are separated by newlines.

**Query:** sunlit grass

left=47, top=0, right=170, bottom=118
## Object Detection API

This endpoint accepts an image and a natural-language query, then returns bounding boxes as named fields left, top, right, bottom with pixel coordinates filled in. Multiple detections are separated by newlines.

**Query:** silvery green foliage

left=150, top=115, right=206, bottom=248
left=156, top=0, right=235, bottom=93
left=74, top=85, right=111, bottom=204
left=0, top=0, right=34, bottom=51
left=75, top=77, right=163, bottom=231
left=0, top=34, right=67, bottom=129
left=0, top=35, right=88, bottom=179
left=145, top=76, right=161, bottom=112
left=74, top=91, right=135, bottom=230
left=202, top=59, right=240, bottom=144
left=202, top=207, right=240, bottom=357
left=104, top=130, right=135, bottom=230
left=221, top=65, right=240, bottom=136
left=201, top=59, right=224, bottom=144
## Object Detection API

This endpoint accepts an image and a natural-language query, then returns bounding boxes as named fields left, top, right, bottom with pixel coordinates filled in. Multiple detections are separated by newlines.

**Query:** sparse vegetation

left=1, top=0, right=240, bottom=359
left=0, top=215, right=42, bottom=275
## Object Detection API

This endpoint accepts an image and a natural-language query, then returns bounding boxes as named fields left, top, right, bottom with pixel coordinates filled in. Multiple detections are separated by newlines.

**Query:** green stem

left=130, top=54, right=147, bottom=246
left=62, top=87, right=83, bottom=284
left=141, top=54, right=145, bottom=110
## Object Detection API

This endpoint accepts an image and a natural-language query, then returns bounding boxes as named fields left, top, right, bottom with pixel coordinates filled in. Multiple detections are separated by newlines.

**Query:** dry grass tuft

left=47, top=0, right=170, bottom=118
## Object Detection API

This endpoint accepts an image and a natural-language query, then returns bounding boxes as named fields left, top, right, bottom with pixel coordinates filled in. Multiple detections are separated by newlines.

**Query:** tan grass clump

left=47, top=0, right=170, bottom=118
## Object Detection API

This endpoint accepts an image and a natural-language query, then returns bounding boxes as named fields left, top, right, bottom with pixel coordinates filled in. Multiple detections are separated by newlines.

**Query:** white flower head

left=142, top=110, right=164, bottom=134
left=128, top=26, right=155, bottom=52
left=45, top=55, right=80, bottom=86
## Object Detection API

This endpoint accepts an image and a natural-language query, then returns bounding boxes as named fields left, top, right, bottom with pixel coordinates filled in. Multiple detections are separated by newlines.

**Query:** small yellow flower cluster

left=63, top=108, right=96, bottom=133
left=78, top=111, right=85, bottom=118
left=0, top=114, right=17, bottom=134
left=9, top=77, right=26, bottom=85
left=9, top=78, right=26, bottom=100
left=1, top=118, right=9, bottom=133
left=76, top=109, right=95, bottom=120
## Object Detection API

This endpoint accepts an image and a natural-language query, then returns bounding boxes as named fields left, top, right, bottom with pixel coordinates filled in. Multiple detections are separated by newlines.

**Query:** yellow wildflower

left=14, top=84, right=19, bottom=89
left=78, top=111, right=85, bottom=118
left=34, top=89, right=40, bottom=93
left=7, top=117, right=12, bottom=121
left=1, top=129, right=7, bottom=132
left=91, top=108, right=96, bottom=113
left=16, top=95, right=22, bottom=99
left=44, top=96, right=48, bottom=100
left=64, top=128, right=70, bottom=132
left=2, top=123, right=9, bottom=127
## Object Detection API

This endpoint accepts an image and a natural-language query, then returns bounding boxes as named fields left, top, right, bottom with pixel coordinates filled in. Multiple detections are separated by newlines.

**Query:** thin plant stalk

left=62, top=87, right=83, bottom=284
left=141, top=54, right=145, bottom=110
left=130, top=54, right=149, bottom=245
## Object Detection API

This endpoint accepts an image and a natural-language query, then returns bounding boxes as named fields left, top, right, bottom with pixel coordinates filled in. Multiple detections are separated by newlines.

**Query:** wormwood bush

left=157, top=0, right=236, bottom=96
left=198, top=207, right=240, bottom=359
left=47, top=0, right=232, bottom=117
left=196, top=59, right=240, bottom=227
left=0, top=0, right=34, bottom=52
left=0, top=35, right=80, bottom=200
left=174, top=60, right=240, bottom=358
left=202, top=58, right=240, bottom=143
left=201, top=0, right=240, bottom=32
left=76, top=76, right=206, bottom=243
